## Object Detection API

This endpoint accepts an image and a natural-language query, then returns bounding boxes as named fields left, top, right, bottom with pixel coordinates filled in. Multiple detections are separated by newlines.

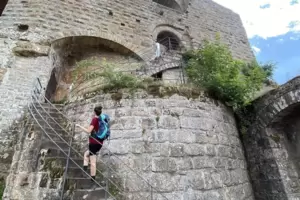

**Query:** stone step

left=66, top=177, right=106, bottom=190
left=34, top=102, right=64, bottom=110
left=72, top=188, right=107, bottom=200
left=44, top=157, right=83, bottom=169
left=41, top=140, right=71, bottom=152
left=45, top=147, right=81, bottom=159
left=66, top=166, right=108, bottom=179
left=32, top=112, right=68, bottom=124
left=31, top=106, right=65, bottom=116
left=42, top=132, right=73, bottom=143
left=34, top=119, right=71, bottom=132
left=31, top=111, right=68, bottom=124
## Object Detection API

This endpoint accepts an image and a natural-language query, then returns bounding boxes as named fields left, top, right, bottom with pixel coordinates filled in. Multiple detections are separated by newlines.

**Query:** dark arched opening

left=153, top=0, right=181, bottom=11
left=157, top=31, right=180, bottom=50
left=46, top=36, right=144, bottom=102
left=0, top=0, right=8, bottom=16
left=270, top=103, right=300, bottom=176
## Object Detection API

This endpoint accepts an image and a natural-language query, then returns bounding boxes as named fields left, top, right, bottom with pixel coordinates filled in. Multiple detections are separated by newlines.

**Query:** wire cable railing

left=30, top=88, right=121, bottom=199
left=30, top=77, right=170, bottom=200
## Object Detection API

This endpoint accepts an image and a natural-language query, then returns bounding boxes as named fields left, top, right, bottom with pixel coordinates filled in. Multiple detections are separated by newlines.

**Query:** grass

left=68, top=58, right=206, bottom=101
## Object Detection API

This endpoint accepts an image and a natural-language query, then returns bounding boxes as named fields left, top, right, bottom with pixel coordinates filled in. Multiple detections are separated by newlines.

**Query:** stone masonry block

left=158, top=116, right=180, bottom=129
left=169, top=144, right=185, bottom=157
left=180, top=116, right=213, bottom=130
left=184, top=144, right=206, bottom=156
left=152, top=157, right=177, bottom=172
left=169, top=130, right=196, bottom=143
left=111, top=116, right=141, bottom=130
left=141, top=117, right=157, bottom=129
left=192, top=156, right=216, bottom=169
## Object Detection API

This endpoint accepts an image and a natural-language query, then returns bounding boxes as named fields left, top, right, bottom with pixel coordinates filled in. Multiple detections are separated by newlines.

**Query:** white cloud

left=252, top=46, right=261, bottom=55
left=213, top=0, right=300, bottom=39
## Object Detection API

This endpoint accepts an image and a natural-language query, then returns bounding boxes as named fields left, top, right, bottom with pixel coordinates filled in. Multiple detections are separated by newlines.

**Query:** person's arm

left=76, top=124, right=94, bottom=134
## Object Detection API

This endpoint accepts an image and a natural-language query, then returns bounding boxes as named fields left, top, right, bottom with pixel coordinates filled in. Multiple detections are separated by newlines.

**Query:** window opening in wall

left=157, top=31, right=180, bottom=50
left=17, top=24, right=29, bottom=31
left=0, top=0, right=9, bottom=16
left=151, top=71, right=163, bottom=81
left=121, top=23, right=125, bottom=26
left=136, top=19, right=140, bottom=23
left=153, top=0, right=181, bottom=11
left=45, top=68, right=58, bottom=102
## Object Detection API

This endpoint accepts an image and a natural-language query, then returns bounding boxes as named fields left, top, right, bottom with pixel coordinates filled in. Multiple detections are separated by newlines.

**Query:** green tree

left=184, top=39, right=274, bottom=109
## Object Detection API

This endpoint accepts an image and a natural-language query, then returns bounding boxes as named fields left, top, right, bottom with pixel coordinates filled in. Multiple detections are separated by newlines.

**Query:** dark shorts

left=89, top=143, right=102, bottom=155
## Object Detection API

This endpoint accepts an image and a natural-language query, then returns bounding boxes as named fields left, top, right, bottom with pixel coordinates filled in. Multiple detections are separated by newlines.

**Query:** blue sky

left=213, top=0, right=300, bottom=84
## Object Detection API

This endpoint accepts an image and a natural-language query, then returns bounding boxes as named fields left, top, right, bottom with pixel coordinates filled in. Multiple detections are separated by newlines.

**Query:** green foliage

left=99, top=67, right=144, bottom=93
left=72, top=57, right=100, bottom=80
left=184, top=39, right=275, bottom=109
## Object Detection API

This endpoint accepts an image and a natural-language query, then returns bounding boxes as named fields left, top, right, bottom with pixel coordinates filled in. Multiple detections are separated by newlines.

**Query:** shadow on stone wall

left=242, top=126, right=288, bottom=200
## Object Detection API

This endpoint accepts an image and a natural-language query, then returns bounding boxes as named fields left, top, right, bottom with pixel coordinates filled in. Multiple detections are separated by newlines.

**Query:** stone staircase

left=30, top=102, right=114, bottom=200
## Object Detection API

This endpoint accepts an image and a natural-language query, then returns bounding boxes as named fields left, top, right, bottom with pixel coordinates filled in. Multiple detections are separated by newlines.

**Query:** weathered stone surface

left=0, top=68, right=7, bottom=83
left=12, top=41, right=49, bottom=57
left=242, top=77, right=300, bottom=200
left=64, top=92, right=254, bottom=199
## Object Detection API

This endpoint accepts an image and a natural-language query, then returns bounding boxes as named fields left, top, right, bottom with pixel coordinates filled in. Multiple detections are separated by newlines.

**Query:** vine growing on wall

left=183, top=37, right=275, bottom=110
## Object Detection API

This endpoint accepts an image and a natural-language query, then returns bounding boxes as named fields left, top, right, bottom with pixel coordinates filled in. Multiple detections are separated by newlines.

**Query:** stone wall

left=64, top=91, right=254, bottom=199
left=162, top=67, right=186, bottom=84
left=0, top=0, right=254, bottom=189
left=0, top=0, right=254, bottom=61
left=0, top=39, right=52, bottom=178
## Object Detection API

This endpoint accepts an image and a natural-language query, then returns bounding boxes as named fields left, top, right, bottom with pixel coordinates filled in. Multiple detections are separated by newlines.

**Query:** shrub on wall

left=183, top=38, right=275, bottom=109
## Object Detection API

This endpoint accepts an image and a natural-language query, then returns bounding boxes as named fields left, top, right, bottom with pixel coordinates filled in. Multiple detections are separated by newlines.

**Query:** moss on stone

left=111, top=92, right=123, bottom=102
left=155, top=116, right=160, bottom=122
left=270, top=134, right=281, bottom=143
left=108, top=182, right=121, bottom=198
left=43, top=158, right=65, bottom=180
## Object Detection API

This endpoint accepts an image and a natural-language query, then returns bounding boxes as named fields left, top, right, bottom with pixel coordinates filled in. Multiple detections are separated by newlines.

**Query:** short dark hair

left=94, top=106, right=102, bottom=116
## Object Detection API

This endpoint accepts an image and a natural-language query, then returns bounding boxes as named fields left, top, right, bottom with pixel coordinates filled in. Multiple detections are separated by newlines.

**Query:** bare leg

left=84, top=150, right=89, bottom=167
left=90, top=155, right=97, bottom=177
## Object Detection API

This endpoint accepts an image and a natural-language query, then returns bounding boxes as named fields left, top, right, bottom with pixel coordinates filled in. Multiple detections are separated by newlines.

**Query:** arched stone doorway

left=243, top=76, right=300, bottom=200
left=45, top=36, right=144, bottom=102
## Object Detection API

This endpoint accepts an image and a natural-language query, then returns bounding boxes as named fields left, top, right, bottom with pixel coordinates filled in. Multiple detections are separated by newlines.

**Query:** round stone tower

left=0, top=0, right=255, bottom=199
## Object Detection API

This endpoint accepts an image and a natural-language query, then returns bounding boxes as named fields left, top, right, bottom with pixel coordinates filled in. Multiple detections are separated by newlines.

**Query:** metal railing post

left=60, top=122, right=75, bottom=200
left=105, top=151, right=111, bottom=200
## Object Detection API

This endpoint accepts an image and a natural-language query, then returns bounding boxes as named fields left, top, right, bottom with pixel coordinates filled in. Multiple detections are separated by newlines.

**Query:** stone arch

left=255, top=76, right=300, bottom=127
left=153, top=25, right=184, bottom=50
left=48, top=31, right=146, bottom=61
left=242, top=76, right=300, bottom=200
left=46, top=36, right=145, bottom=102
